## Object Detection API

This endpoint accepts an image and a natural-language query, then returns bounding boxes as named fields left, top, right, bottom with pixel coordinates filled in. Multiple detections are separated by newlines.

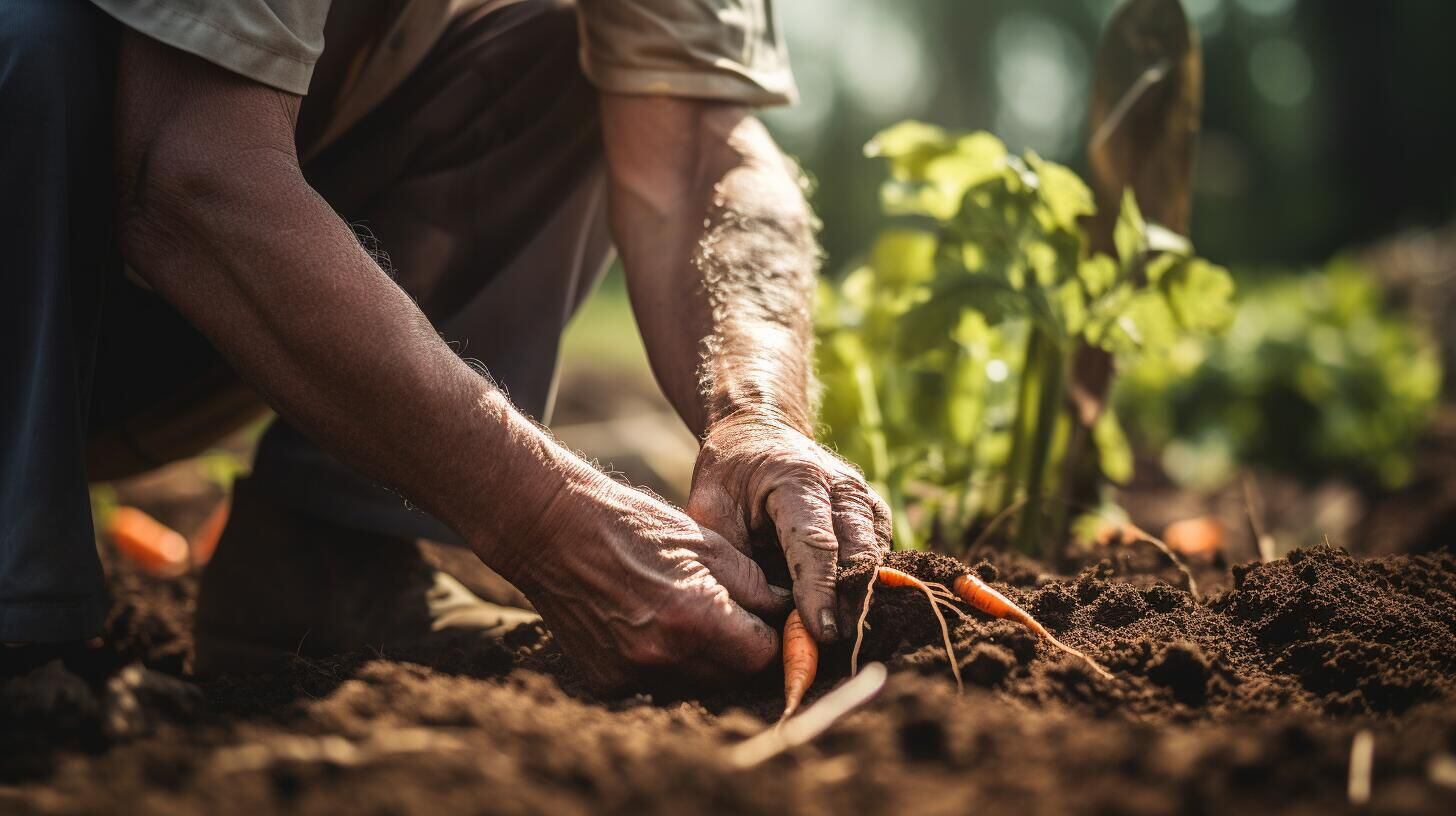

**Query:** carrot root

left=107, top=506, right=189, bottom=577
left=877, top=567, right=963, bottom=693
left=952, top=571, right=1114, bottom=681
left=190, top=497, right=230, bottom=568
left=780, top=609, right=819, bottom=722
left=849, top=570, right=876, bottom=676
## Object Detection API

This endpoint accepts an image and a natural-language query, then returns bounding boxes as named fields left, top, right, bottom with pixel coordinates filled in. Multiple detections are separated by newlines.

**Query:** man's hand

left=600, top=95, right=892, bottom=645
left=686, top=414, right=891, bottom=643
left=505, top=461, right=791, bottom=691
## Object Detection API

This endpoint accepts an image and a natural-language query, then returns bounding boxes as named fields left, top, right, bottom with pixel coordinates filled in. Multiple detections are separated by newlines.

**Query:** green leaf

left=1026, top=151, right=1095, bottom=229
left=1145, top=222, right=1193, bottom=256
left=1103, top=290, right=1179, bottom=355
left=1053, top=279, right=1088, bottom=338
left=865, top=121, right=951, bottom=173
left=955, top=131, right=1011, bottom=170
left=1078, top=253, right=1119, bottom=298
left=899, top=272, right=1026, bottom=354
left=881, top=133, right=1013, bottom=222
left=1163, top=257, right=1236, bottom=333
left=870, top=229, right=938, bottom=289
left=1113, top=188, right=1146, bottom=264
left=1092, top=409, right=1134, bottom=484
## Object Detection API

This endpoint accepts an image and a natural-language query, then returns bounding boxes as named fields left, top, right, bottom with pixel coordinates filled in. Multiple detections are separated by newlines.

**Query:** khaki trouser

left=89, top=0, right=613, bottom=545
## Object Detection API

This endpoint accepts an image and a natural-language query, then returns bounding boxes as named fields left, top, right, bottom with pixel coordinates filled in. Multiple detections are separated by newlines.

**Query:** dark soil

left=4, top=543, right=1456, bottom=815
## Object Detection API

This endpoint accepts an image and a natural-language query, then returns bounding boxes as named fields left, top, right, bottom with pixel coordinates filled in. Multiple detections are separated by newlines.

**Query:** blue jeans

left=0, top=0, right=610, bottom=642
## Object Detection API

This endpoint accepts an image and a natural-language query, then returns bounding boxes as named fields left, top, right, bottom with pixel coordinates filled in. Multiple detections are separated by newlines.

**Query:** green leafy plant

left=815, top=122, right=1234, bottom=554
left=1115, top=259, right=1441, bottom=490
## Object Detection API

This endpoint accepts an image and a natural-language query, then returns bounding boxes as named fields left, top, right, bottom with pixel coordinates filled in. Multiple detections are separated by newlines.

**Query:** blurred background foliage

left=762, top=0, right=1456, bottom=269
left=1116, top=259, right=1441, bottom=491
left=559, top=0, right=1455, bottom=554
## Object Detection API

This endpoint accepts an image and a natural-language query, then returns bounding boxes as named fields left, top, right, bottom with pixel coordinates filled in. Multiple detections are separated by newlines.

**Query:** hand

left=503, top=462, right=792, bottom=691
left=686, top=413, right=892, bottom=644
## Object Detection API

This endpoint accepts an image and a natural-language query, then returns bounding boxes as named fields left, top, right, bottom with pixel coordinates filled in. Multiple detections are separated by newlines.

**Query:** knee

left=0, top=0, right=115, bottom=110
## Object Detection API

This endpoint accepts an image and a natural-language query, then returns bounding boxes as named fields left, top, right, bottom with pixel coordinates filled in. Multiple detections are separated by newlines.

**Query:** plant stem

left=999, top=328, right=1042, bottom=514
left=1015, top=329, right=1066, bottom=556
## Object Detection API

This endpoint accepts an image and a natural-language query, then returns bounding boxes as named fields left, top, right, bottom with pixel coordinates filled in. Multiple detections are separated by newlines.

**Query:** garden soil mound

left=4, top=545, right=1456, bottom=815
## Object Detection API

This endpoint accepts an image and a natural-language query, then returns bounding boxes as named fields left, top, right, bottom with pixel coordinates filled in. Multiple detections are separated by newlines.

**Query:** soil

left=4, top=540, right=1455, bottom=816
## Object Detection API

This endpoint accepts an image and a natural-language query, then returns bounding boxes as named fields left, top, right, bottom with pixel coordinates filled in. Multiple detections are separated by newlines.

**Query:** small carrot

left=107, top=506, right=189, bottom=577
left=1163, top=516, right=1223, bottom=559
left=780, top=609, right=818, bottom=721
left=870, top=567, right=963, bottom=692
left=951, top=571, right=1112, bottom=680
left=189, top=496, right=230, bottom=567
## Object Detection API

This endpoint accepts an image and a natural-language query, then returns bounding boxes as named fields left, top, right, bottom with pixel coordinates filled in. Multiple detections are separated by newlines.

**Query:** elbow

left=112, top=45, right=305, bottom=286
left=116, top=132, right=282, bottom=288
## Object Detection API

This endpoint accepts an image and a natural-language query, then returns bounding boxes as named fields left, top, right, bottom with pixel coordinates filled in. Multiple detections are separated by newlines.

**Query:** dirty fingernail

left=770, top=586, right=793, bottom=601
left=819, top=609, right=840, bottom=642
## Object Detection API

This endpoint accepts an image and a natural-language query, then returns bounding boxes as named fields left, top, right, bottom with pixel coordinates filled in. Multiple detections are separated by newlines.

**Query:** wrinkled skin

left=507, top=418, right=891, bottom=692
left=688, top=415, right=892, bottom=643
left=509, top=462, right=795, bottom=691
left=111, top=34, right=888, bottom=690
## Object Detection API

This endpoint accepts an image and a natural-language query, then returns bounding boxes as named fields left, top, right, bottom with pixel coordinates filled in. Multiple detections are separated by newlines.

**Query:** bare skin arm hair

left=600, top=96, right=820, bottom=437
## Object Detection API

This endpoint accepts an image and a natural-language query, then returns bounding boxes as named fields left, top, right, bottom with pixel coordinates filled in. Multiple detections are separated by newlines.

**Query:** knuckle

left=787, top=524, right=839, bottom=553
left=831, top=481, right=875, bottom=512
left=621, top=637, right=673, bottom=668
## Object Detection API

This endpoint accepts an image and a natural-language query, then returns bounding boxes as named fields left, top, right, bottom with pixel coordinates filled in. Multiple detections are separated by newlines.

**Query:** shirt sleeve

left=89, top=0, right=330, bottom=95
left=575, top=0, right=797, bottom=107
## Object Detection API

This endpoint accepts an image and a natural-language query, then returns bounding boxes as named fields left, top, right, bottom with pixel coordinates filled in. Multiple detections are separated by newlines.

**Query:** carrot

left=107, top=506, right=189, bottom=577
left=189, top=496, right=230, bottom=567
left=870, top=567, right=963, bottom=692
left=780, top=609, right=818, bottom=721
left=1163, top=516, right=1223, bottom=559
left=951, top=571, right=1112, bottom=680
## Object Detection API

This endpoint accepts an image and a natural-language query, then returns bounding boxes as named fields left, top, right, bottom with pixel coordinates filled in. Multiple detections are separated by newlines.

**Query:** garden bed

left=4, top=532, right=1455, bottom=815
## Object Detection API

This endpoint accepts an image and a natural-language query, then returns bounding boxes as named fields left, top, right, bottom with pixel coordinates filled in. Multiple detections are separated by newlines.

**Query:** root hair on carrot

left=850, top=567, right=877, bottom=675
left=877, top=567, right=963, bottom=693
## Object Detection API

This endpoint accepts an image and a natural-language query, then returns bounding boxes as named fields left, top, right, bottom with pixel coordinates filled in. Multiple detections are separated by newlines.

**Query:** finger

left=680, top=596, right=780, bottom=680
left=765, top=481, right=841, bottom=644
left=686, top=483, right=750, bottom=555
left=696, top=528, right=794, bottom=620
left=831, top=478, right=882, bottom=567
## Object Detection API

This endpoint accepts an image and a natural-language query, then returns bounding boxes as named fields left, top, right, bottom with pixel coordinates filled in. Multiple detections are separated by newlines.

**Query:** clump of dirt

left=4, top=544, right=1456, bottom=814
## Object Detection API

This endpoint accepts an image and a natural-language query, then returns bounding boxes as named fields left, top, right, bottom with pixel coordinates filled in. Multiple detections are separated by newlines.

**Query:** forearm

left=601, top=96, right=819, bottom=437
left=115, top=35, right=576, bottom=579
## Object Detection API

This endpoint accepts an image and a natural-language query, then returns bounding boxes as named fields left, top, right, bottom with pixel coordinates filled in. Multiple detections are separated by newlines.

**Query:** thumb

left=686, top=483, right=750, bottom=555
left=681, top=594, right=780, bottom=680
left=695, top=527, right=794, bottom=621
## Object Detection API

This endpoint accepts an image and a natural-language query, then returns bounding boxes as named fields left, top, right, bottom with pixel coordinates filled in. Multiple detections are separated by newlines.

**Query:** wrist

left=699, top=328, right=815, bottom=439
left=462, top=406, right=609, bottom=587
left=703, top=402, right=811, bottom=441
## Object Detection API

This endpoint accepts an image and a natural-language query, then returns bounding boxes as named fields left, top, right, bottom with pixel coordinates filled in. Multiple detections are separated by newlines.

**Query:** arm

left=115, top=34, right=786, bottom=689
left=601, top=96, right=892, bottom=643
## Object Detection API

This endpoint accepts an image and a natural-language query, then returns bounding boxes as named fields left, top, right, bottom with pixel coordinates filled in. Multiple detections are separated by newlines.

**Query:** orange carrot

left=107, top=506, right=188, bottom=577
left=1163, top=516, right=1223, bottom=559
left=871, top=567, right=963, bottom=692
left=780, top=609, right=818, bottom=721
left=189, top=496, right=230, bottom=567
left=951, top=571, right=1112, bottom=680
